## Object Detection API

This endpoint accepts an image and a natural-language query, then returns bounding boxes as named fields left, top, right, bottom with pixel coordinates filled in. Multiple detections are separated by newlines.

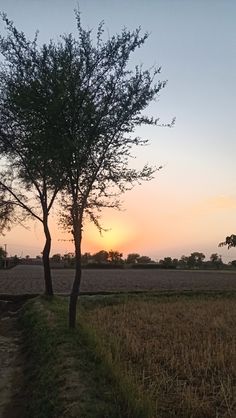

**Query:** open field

left=1, top=266, right=235, bottom=416
left=85, top=294, right=236, bottom=417
left=17, top=293, right=236, bottom=418
left=0, top=265, right=236, bottom=294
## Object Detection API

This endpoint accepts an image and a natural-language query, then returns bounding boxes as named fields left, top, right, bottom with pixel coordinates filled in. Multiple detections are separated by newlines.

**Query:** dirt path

left=0, top=298, right=25, bottom=418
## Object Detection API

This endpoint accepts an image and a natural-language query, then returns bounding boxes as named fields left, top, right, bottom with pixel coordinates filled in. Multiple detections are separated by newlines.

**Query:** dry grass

left=85, top=295, right=236, bottom=417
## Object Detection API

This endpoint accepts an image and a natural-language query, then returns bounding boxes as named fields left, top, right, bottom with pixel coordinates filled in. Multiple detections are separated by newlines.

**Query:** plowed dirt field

left=0, top=265, right=235, bottom=294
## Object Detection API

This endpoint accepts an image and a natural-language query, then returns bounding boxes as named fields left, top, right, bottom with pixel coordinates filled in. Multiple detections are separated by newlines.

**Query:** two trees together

left=0, top=12, right=170, bottom=326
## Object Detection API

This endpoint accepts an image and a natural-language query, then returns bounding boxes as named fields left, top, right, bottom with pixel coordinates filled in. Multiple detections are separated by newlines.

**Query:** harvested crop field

left=0, top=265, right=236, bottom=294
left=84, top=294, right=236, bottom=417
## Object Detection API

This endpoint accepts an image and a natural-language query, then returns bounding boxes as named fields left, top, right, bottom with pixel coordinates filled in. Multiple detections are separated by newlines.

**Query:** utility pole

left=4, top=243, right=7, bottom=269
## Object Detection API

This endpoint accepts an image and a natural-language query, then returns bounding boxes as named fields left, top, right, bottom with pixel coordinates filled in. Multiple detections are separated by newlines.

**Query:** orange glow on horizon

left=2, top=191, right=236, bottom=264
left=83, top=217, right=139, bottom=254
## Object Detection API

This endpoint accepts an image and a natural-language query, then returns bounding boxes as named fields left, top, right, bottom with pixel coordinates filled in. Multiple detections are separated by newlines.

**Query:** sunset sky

left=0, top=0, right=236, bottom=262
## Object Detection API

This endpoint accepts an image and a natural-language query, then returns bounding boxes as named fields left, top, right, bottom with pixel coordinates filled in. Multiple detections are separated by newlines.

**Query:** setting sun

left=84, top=216, right=137, bottom=254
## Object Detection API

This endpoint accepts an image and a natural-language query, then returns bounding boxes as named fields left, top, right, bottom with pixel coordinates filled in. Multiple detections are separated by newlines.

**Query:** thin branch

left=0, top=181, right=42, bottom=223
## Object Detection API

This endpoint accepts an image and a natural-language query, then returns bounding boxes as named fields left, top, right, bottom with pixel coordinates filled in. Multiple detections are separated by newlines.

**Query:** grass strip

left=20, top=297, right=62, bottom=418
left=20, top=296, right=154, bottom=418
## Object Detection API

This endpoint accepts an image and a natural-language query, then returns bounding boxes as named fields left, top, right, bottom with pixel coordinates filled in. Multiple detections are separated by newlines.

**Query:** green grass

left=20, top=298, right=62, bottom=418
left=19, top=291, right=236, bottom=418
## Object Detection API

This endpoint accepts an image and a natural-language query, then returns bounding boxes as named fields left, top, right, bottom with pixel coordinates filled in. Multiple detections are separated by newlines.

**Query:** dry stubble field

left=0, top=265, right=236, bottom=417
left=85, top=294, right=236, bottom=417
left=0, top=265, right=236, bottom=294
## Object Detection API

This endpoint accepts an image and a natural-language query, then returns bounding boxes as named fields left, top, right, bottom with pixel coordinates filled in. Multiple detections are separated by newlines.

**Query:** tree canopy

left=53, top=13, right=171, bottom=326
left=219, top=235, right=236, bottom=249
left=0, top=11, right=173, bottom=326
left=0, top=13, right=72, bottom=294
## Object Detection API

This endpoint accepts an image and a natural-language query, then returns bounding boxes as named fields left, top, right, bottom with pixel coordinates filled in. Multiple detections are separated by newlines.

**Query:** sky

left=0, top=0, right=236, bottom=262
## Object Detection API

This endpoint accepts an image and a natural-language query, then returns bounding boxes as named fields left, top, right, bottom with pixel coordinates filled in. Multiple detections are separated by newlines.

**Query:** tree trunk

left=42, top=220, right=53, bottom=296
left=69, top=233, right=82, bottom=328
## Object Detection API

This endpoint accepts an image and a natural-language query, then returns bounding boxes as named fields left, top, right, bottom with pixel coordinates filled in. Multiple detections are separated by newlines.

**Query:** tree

left=56, top=13, right=172, bottom=327
left=0, top=14, right=68, bottom=295
left=187, top=252, right=205, bottom=269
left=159, top=256, right=177, bottom=268
left=81, top=252, right=92, bottom=265
left=92, top=250, right=109, bottom=264
left=0, top=187, right=17, bottom=233
left=219, top=234, right=236, bottom=249
left=51, top=254, right=61, bottom=263
left=179, top=255, right=188, bottom=268
left=108, top=250, right=123, bottom=263
left=172, top=258, right=179, bottom=268
left=210, top=253, right=223, bottom=269
left=0, top=12, right=172, bottom=327
left=137, top=255, right=152, bottom=264
left=63, top=253, right=75, bottom=266
left=126, top=253, right=140, bottom=264
left=0, top=247, right=7, bottom=267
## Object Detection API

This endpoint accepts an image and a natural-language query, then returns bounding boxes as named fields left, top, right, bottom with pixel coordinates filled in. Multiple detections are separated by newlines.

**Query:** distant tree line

left=2, top=247, right=236, bottom=270
left=45, top=250, right=236, bottom=270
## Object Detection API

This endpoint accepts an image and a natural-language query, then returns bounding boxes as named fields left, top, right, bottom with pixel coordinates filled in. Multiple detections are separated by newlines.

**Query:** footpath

left=0, top=297, right=26, bottom=418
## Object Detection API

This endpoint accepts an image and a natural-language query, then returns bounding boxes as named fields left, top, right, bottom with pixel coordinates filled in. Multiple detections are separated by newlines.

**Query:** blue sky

left=0, top=0, right=236, bottom=261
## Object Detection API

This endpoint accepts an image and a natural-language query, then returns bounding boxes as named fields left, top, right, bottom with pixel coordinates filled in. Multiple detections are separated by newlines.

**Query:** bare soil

left=0, top=265, right=235, bottom=295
